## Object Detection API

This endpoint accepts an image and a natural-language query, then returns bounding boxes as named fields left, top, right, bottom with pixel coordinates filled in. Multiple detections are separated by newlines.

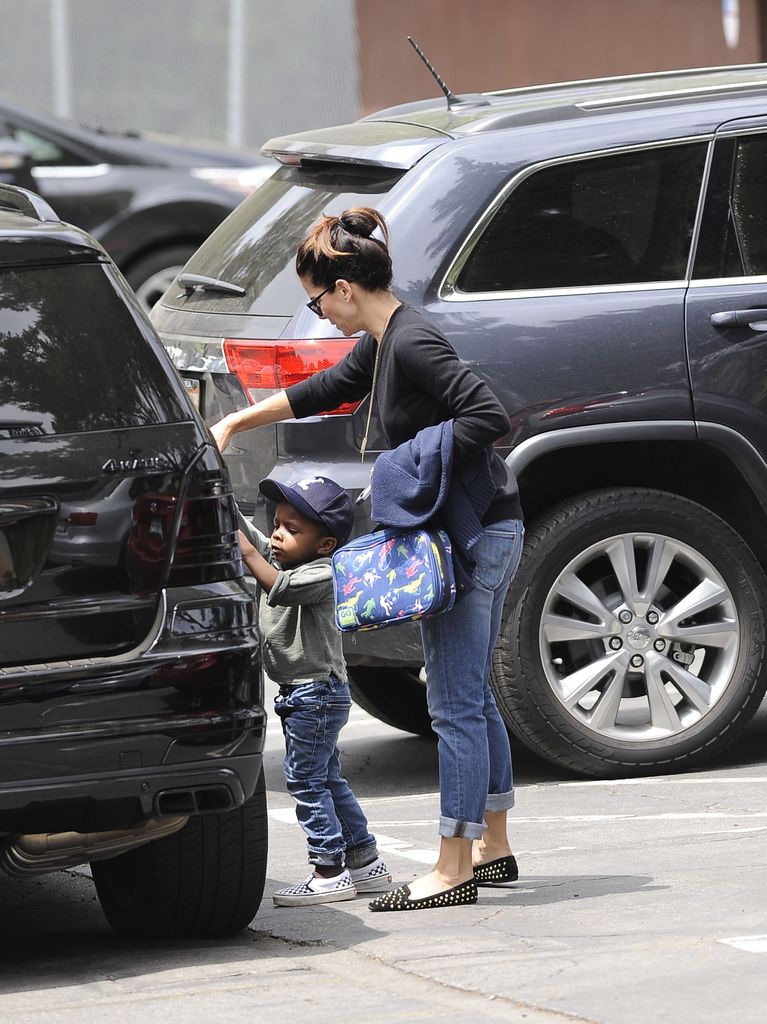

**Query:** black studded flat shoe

left=368, top=878, right=478, bottom=912
left=473, top=854, right=519, bottom=886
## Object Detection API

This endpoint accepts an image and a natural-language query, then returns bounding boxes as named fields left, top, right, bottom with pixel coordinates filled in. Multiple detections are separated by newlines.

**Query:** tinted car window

left=729, top=136, right=767, bottom=274
left=457, top=142, right=707, bottom=292
left=0, top=120, right=88, bottom=167
left=181, top=163, right=402, bottom=316
left=0, top=264, right=184, bottom=435
left=692, top=134, right=767, bottom=280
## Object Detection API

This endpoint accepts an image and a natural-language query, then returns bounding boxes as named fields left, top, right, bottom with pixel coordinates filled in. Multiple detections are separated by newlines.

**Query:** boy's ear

left=317, top=535, right=337, bottom=556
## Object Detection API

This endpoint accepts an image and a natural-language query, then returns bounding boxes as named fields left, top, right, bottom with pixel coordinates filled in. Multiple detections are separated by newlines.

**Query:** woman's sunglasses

left=306, top=284, right=334, bottom=317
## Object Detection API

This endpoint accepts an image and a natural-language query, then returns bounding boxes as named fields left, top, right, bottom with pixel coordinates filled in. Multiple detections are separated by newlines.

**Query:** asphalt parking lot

left=1, top=685, right=766, bottom=1024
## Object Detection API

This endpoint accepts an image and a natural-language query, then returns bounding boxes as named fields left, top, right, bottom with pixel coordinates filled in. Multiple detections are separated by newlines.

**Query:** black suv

left=152, top=64, right=767, bottom=779
left=0, top=185, right=266, bottom=936
left=0, top=99, right=272, bottom=308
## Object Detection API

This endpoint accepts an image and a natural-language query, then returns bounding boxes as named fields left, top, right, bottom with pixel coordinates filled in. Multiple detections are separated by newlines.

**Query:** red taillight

left=125, top=455, right=242, bottom=593
left=223, top=338, right=360, bottom=415
left=126, top=492, right=179, bottom=591
left=166, top=471, right=241, bottom=587
left=66, top=512, right=98, bottom=527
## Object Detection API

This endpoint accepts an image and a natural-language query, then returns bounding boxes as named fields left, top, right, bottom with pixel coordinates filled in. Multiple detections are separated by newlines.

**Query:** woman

left=212, top=207, right=524, bottom=912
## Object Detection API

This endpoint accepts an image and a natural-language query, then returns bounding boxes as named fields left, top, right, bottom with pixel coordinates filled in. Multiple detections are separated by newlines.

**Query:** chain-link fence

left=0, top=0, right=359, bottom=150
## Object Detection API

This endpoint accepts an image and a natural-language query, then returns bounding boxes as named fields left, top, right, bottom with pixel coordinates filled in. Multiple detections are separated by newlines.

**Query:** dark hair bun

left=338, top=211, right=375, bottom=239
left=296, top=206, right=393, bottom=292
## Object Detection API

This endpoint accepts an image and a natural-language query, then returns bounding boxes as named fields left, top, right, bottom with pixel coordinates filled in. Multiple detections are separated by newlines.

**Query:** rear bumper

left=0, top=753, right=264, bottom=834
left=0, top=578, right=266, bottom=834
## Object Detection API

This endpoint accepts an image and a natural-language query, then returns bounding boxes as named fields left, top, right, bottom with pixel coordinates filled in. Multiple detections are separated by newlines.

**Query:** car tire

left=125, top=244, right=198, bottom=309
left=91, top=770, right=267, bottom=937
left=347, top=666, right=434, bottom=737
left=491, top=488, right=767, bottom=777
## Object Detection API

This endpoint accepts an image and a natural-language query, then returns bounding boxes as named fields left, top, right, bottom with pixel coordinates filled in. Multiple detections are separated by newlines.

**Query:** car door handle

left=710, top=308, right=767, bottom=329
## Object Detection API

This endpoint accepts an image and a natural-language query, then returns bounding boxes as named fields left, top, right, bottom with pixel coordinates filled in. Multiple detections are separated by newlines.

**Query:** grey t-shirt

left=239, top=513, right=347, bottom=687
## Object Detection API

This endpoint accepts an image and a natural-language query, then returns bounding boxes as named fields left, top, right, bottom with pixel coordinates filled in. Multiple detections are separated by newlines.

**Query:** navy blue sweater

left=370, top=420, right=498, bottom=595
left=286, top=303, right=523, bottom=525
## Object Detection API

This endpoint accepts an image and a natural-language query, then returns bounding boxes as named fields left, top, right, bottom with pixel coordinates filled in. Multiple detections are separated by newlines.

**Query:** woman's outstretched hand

left=209, top=392, right=295, bottom=453
left=211, top=416, right=234, bottom=453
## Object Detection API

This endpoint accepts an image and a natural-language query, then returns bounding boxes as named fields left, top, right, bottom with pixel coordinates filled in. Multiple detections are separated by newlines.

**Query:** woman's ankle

left=473, top=848, right=512, bottom=866
left=474, top=809, right=512, bottom=864
left=406, top=866, right=475, bottom=901
left=473, top=839, right=512, bottom=865
left=431, top=836, right=474, bottom=884
left=431, top=865, right=473, bottom=887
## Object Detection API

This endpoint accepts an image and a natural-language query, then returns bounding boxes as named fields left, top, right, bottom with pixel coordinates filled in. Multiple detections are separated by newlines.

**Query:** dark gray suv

left=152, top=64, right=767, bottom=778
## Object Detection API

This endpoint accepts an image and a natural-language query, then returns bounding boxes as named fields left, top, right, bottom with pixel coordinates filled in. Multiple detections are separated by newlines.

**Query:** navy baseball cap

left=259, top=475, right=354, bottom=545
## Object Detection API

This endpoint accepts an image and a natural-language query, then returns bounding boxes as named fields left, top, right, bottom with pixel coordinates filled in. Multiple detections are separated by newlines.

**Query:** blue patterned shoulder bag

left=332, top=526, right=456, bottom=631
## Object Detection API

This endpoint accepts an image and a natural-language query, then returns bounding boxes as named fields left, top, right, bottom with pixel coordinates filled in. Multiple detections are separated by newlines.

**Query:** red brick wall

left=356, top=0, right=764, bottom=114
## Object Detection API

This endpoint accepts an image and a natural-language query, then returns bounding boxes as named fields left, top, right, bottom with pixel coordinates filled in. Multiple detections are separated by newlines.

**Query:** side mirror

left=0, top=138, right=36, bottom=192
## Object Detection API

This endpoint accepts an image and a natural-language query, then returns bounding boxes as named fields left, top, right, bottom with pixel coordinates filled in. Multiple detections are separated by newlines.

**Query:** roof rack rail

left=489, top=62, right=767, bottom=99
left=0, top=184, right=59, bottom=223
left=579, top=77, right=767, bottom=110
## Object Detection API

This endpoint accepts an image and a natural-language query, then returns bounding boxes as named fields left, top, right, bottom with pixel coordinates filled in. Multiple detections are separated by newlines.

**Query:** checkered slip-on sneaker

left=348, top=857, right=393, bottom=893
left=273, top=869, right=357, bottom=907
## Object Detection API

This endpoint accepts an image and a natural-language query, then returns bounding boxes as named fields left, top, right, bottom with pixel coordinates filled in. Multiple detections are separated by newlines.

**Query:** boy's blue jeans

left=275, top=675, right=378, bottom=868
left=420, top=518, right=524, bottom=841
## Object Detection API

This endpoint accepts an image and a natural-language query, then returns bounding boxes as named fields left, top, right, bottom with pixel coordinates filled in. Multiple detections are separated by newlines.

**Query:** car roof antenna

left=407, top=36, right=490, bottom=109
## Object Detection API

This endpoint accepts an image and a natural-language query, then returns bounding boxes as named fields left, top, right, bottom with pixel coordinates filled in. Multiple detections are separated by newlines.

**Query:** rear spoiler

left=261, top=119, right=449, bottom=171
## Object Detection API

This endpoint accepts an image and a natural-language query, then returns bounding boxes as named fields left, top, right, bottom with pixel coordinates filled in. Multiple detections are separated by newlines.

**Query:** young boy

left=238, top=474, right=392, bottom=907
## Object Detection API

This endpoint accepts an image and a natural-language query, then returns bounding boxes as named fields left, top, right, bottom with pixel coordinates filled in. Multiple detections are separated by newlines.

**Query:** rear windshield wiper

left=178, top=273, right=245, bottom=297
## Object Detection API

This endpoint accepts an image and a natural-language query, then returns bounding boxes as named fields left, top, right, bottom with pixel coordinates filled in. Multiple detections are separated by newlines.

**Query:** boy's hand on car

left=238, top=529, right=257, bottom=558
left=238, top=529, right=278, bottom=592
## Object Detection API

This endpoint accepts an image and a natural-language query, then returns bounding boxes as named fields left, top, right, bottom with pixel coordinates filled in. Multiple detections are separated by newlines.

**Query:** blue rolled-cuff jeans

left=420, top=518, right=524, bottom=841
left=275, top=675, right=378, bottom=868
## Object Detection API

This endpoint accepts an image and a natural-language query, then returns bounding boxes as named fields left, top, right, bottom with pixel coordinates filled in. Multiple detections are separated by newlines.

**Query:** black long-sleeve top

left=286, top=303, right=522, bottom=524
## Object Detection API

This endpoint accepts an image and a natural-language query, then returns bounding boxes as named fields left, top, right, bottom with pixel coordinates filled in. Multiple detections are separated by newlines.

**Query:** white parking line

left=271, top=806, right=767, bottom=829
left=699, top=826, right=767, bottom=837
left=348, top=779, right=767, bottom=804
left=365, top=812, right=767, bottom=825
left=268, top=808, right=298, bottom=824
left=719, top=935, right=767, bottom=953
left=265, top=813, right=439, bottom=863
left=267, top=806, right=579, bottom=868
left=512, top=846, right=577, bottom=856
left=359, top=836, right=577, bottom=865
left=356, top=791, right=440, bottom=804
left=506, top=812, right=767, bottom=823
left=367, top=819, right=438, bottom=826
left=374, top=834, right=437, bottom=864
left=558, top=776, right=767, bottom=787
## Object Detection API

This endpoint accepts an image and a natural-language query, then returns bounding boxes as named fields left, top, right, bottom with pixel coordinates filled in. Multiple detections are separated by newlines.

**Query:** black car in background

left=151, top=63, right=767, bottom=780
left=0, top=99, right=273, bottom=307
left=0, top=184, right=266, bottom=936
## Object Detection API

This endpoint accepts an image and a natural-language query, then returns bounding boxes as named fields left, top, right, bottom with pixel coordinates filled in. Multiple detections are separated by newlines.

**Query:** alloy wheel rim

left=538, top=532, right=740, bottom=741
